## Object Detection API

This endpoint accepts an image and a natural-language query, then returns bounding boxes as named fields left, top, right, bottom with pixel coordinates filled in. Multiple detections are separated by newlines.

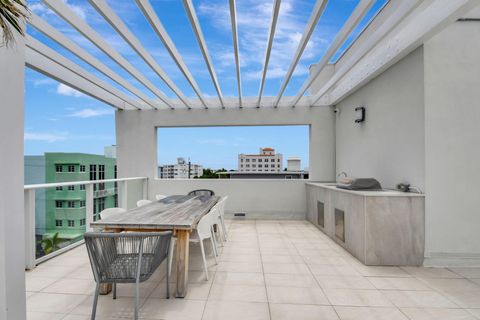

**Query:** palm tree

left=40, top=232, right=62, bottom=255
left=0, top=0, right=28, bottom=47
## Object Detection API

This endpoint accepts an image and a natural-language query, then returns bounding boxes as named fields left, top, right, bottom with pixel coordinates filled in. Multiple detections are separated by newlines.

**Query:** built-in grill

left=336, top=177, right=382, bottom=191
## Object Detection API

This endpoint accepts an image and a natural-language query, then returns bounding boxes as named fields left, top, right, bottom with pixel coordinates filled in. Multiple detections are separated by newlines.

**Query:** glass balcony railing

left=24, top=177, right=147, bottom=268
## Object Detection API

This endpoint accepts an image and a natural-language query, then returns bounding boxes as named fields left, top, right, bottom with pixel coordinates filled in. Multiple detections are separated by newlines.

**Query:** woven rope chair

left=188, top=189, right=215, bottom=196
left=84, top=231, right=172, bottom=320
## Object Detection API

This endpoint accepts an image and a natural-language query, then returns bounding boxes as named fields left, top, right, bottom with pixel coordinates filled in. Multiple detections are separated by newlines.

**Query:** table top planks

left=90, top=195, right=220, bottom=230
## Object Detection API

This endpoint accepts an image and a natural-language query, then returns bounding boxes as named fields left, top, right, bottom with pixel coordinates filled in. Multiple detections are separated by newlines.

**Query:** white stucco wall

left=333, top=47, right=425, bottom=191
left=0, top=36, right=27, bottom=319
left=116, top=107, right=335, bottom=219
left=423, top=21, right=480, bottom=266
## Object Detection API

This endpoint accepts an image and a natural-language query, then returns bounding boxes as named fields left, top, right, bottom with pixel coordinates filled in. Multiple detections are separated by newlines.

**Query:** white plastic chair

left=136, top=199, right=152, bottom=207
left=99, top=207, right=126, bottom=220
left=168, top=209, right=218, bottom=280
left=155, top=194, right=167, bottom=201
left=214, top=196, right=228, bottom=241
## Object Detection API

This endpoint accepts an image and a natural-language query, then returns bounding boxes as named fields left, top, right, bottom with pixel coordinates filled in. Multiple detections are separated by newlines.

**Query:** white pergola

left=24, top=0, right=478, bottom=111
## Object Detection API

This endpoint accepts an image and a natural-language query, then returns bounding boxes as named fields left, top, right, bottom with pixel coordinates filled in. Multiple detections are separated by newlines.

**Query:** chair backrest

left=188, top=189, right=215, bottom=196
left=99, top=207, right=126, bottom=220
left=84, top=231, right=172, bottom=283
left=217, top=196, right=228, bottom=217
left=137, top=199, right=152, bottom=207
left=196, top=209, right=216, bottom=239
left=155, top=194, right=167, bottom=201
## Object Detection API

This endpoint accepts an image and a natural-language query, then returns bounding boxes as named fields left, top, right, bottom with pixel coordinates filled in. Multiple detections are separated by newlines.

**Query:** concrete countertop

left=306, top=182, right=425, bottom=197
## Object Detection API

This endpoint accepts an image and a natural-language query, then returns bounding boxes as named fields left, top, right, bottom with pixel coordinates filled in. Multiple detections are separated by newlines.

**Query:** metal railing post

left=119, top=180, right=128, bottom=209
left=85, top=184, right=94, bottom=232
left=24, top=189, right=36, bottom=269
left=142, top=178, right=148, bottom=200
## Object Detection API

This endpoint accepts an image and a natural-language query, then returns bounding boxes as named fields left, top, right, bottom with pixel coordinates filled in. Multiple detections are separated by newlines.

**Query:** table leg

left=175, top=230, right=190, bottom=298
left=99, top=283, right=112, bottom=295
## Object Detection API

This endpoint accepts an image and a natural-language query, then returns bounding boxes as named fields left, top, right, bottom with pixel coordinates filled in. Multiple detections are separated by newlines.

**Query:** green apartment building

left=44, top=152, right=117, bottom=240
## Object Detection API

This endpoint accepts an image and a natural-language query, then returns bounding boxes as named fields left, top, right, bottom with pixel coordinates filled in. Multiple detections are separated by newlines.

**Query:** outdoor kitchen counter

left=306, top=182, right=426, bottom=197
left=306, top=182, right=425, bottom=266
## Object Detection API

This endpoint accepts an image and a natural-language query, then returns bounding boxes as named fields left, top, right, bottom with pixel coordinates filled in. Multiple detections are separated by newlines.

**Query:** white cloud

left=67, top=108, right=114, bottom=118
left=56, top=84, right=84, bottom=97
left=64, top=0, right=87, bottom=21
left=198, top=0, right=329, bottom=81
left=24, top=132, right=67, bottom=143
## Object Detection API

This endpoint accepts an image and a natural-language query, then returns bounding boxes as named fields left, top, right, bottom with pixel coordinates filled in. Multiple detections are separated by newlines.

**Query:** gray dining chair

left=84, top=231, right=172, bottom=320
left=188, top=189, right=215, bottom=196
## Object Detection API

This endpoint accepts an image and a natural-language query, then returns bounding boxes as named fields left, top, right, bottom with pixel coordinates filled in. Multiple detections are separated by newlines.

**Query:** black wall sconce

left=355, top=106, right=365, bottom=123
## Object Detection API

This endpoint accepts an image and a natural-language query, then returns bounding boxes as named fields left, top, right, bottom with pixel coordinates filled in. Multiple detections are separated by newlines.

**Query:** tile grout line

left=256, top=219, right=273, bottom=320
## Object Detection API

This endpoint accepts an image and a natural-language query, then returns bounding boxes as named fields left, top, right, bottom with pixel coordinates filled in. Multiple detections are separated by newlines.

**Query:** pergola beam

left=309, top=0, right=421, bottom=106
left=183, top=0, right=224, bottom=108
left=273, top=0, right=328, bottom=107
left=26, top=48, right=129, bottom=109
left=327, top=0, right=479, bottom=105
left=29, top=13, right=159, bottom=109
left=135, top=0, right=209, bottom=109
left=26, top=36, right=141, bottom=109
left=89, top=0, right=193, bottom=109
left=229, top=0, right=242, bottom=107
left=290, top=0, right=375, bottom=107
left=44, top=0, right=175, bottom=109
left=257, top=0, right=281, bottom=108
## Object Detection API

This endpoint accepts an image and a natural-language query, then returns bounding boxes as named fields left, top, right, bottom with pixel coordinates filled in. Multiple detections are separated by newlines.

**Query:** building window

left=114, top=195, right=118, bottom=207
left=68, top=185, right=75, bottom=191
left=80, top=200, right=86, bottom=207
left=258, top=159, right=262, bottom=162
left=55, top=165, right=63, bottom=173
left=56, top=186, right=63, bottom=191
left=80, top=165, right=86, bottom=172
left=252, top=164, right=256, bottom=168
left=67, top=200, right=75, bottom=208
left=259, top=164, right=262, bottom=168
left=240, top=159, right=243, bottom=162
left=80, top=219, right=86, bottom=226
left=90, top=165, right=97, bottom=180
left=55, top=220, right=63, bottom=227
left=55, top=200, right=63, bottom=208
left=80, top=184, right=85, bottom=191
left=98, top=197, right=105, bottom=213
left=252, top=159, right=256, bottom=162
left=246, top=159, right=250, bottom=162
left=68, top=220, right=75, bottom=227
left=68, top=165, right=75, bottom=172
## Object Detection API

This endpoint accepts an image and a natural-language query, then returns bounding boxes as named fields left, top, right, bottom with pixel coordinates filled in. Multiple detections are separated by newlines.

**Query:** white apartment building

left=158, top=157, right=203, bottom=179
left=238, top=148, right=283, bottom=173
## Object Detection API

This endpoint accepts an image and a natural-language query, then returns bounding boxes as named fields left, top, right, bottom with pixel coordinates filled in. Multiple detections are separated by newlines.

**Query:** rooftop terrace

left=26, top=220, right=480, bottom=320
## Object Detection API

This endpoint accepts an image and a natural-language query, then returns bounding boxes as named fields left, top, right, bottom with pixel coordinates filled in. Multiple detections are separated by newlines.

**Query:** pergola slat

left=257, top=0, right=281, bottom=108
left=290, top=0, right=375, bottom=107
left=273, top=0, right=328, bottom=107
left=26, top=48, right=128, bottom=109
left=327, top=0, right=477, bottom=105
left=44, top=0, right=175, bottom=109
left=309, top=0, right=421, bottom=106
left=135, top=0, right=209, bottom=109
left=89, top=0, right=192, bottom=109
left=29, top=13, right=159, bottom=110
left=229, top=0, right=242, bottom=107
left=26, top=36, right=142, bottom=110
left=183, top=0, right=224, bottom=108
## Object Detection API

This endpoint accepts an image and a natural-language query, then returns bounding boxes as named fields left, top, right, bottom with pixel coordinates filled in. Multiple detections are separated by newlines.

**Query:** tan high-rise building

left=238, top=148, right=283, bottom=173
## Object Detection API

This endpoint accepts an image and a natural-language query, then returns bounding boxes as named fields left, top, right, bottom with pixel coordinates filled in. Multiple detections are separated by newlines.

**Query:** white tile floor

left=25, top=220, right=480, bottom=320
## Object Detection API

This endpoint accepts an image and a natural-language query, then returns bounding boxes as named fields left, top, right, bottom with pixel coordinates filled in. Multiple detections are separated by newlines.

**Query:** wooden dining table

left=90, top=194, right=220, bottom=298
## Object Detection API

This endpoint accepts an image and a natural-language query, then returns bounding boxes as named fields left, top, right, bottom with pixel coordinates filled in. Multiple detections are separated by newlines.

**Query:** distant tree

left=197, top=168, right=227, bottom=179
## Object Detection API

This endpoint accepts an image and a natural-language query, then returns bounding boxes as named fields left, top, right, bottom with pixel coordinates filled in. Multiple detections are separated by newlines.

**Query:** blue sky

left=24, top=0, right=388, bottom=166
left=158, top=126, right=309, bottom=170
